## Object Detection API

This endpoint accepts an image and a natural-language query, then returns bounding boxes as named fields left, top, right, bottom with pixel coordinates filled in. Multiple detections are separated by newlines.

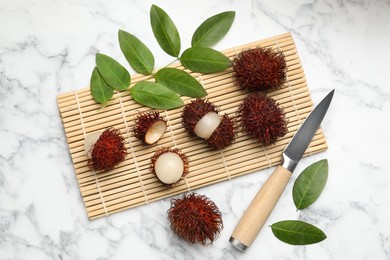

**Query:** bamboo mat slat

left=57, top=32, right=328, bottom=220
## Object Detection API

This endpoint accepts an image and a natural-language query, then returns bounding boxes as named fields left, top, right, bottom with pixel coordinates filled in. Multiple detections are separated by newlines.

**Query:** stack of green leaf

left=90, top=5, right=235, bottom=110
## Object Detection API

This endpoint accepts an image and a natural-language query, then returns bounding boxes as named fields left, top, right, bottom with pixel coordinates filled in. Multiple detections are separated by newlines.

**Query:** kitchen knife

left=230, top=89, right=335, bottom=251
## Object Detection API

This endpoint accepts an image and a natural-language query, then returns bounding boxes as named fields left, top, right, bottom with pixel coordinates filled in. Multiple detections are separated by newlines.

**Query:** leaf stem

left=96, top=91, right=129, bottom=112
left=144, top=75, right=156, bottom=82
left=163, top=58, right=180, bottom=69
left=150, top=58, right=179, bottom=78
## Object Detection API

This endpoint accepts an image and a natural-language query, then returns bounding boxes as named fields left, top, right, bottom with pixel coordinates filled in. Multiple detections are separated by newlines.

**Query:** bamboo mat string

left=220, top=150, right=232, bottom=180
left=274, top=37, right=313, bottom=155
left=118, top=92, right=149, bottom=204
left=274, top=38, right=299, bottom=121
left=263, top=146, right=272, bottom=169
left=200, top=67, right=233, bottom=181
left=196, top=73, right=205, bottom=88
left=74, top=90, right=108, bottom=216
left=163, top=110, right=177, bottom=148
left=163, top=110, right=191, bottom=191
left=233, top=45, right=238, bottom=56
left=274, top=37, right=312, bottom=155
left=275, top=38, right=310, bottom=153
left=183, top=177, right=192, bottom=192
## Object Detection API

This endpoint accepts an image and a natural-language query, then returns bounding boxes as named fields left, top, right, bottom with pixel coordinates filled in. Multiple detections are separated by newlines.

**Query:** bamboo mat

left=57, top=32, right=327, bottom=220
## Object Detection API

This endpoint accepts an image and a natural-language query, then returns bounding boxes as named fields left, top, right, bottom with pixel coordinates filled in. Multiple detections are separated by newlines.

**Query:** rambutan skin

left=167, top=193, right=223, bottom=246
left=232, top=47, right=287, bottom=92
left=182, top=99, right=217, bottom=136
left=206, top=114, right=235, bottom=149
left=237, top=93, right=288, bottom=145
left=133, top=111, right=166, bottom=144
left=88, top=128, right=127, bottom=171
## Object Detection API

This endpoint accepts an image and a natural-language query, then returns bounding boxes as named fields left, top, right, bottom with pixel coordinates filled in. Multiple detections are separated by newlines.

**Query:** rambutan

left=232, top=47, right=287, bottom=92
left=167, top=193, right=223, bottom=246
left=133, top=111, right=167, bottom=145
left=86, top=128, right=127, bottom=171
left=150, top=147, right=189, bottom=186
left=182, top=99, right=235, bottom=149
left=237, top=93, right=288, bottom=145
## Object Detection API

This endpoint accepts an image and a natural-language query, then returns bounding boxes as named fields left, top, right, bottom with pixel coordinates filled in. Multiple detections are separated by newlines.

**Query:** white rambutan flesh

left=154, top=152, right=184, bottom=184
left=194, top=112, right=221, bottom=140
left=84, top=131, right=103, bottom=158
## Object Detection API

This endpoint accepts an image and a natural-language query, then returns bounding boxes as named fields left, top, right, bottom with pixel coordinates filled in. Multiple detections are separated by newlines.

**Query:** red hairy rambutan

left=182, top=99, right=235, bottom=149
left=232, top=47, right=287, bottom=92
left=237, top=93, right=288, bottom=145
left=182, top=99, right=217, bottom=136
left=167, top=193, right=223, bottom=246
left=133, top=111, right=167, bottom=145
left=87, top=128, right=127, bottom=171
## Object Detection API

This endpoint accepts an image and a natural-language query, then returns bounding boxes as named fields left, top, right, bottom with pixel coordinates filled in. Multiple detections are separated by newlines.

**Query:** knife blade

left=230, top=89, right=335, bottom=252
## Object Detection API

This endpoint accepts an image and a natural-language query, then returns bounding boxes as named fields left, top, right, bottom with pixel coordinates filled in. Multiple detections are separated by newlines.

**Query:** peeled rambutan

left=167, top=193, right=223, bottom=246
left=86, top=128, right=127, bottom=171
left=232, top=47, right=287, bottom=92
left=237, top=93, right=288, bottom=145
left=182, top=99, right=235, bottom=149
left=150, top=147, right=189, bottom=186
left=133, top=111, right=167, bottom=145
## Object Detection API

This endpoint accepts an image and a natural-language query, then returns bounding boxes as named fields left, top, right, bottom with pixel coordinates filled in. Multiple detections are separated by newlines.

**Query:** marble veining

left=1, top=0, right=390, bottom=259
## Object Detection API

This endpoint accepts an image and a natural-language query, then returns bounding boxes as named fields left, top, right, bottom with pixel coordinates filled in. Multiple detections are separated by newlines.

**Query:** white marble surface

left=1, top=0, right=390, bottom=259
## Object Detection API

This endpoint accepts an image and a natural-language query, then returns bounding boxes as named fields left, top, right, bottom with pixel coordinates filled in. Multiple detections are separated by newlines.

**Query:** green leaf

left=155, top=68, right=207, bottom=98
left=293, top=159, right=329, bottom=210
left=118, top=30, right=155, bottom=75
left=130, top=81, right=183, bottom=109
left=180, top=47, right=231, bottom=73
left=150, top=5, right=181, bottom=57
left=192, top=11, right=235, bottom=47
left=271, top=220, right=327, bottom=245
left=95, top=53, right=130, bottom=91
left=90, top=67, right=114, bottom=104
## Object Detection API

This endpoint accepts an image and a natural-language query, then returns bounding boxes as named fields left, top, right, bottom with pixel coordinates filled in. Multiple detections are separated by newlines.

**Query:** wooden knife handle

left=230, top=165, right=292, bottom=251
